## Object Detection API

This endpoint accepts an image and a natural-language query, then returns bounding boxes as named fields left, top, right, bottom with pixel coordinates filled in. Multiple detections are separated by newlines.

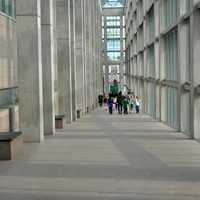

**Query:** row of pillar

left=16, top=0, right=102, bottom=142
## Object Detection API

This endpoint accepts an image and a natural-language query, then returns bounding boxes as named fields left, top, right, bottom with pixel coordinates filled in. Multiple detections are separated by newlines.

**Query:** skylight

left=102, top=0, right=125, bottom=8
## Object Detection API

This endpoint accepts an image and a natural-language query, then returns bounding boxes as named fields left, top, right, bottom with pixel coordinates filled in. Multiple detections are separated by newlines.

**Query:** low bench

left=0, top=132, right=23, bottom=160
left=55, top=114, right=65, bottom=129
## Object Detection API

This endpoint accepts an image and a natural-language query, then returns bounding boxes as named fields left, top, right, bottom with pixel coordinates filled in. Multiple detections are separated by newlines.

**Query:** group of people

left=98, top=92, right=141, bottom=115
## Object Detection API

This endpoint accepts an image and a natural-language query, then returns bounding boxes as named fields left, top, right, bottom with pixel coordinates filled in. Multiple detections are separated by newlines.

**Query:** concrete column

left=120, top=15, right=124, bottom=92
left=179, top=21, right=191, bottom=136
left=95, top=0, right=100, bottom=106
left=192, top=10, right=200, bottom=139
left=95, top=0, right=102, bottom=104
left=97, top=3, right=103, bottom=96
left=72, top=0, right=102, bottom=113
left=74, top=0, right=85, bottom=115
left=82, top=0, right=87, bottom=114
left=83, top=0, right=88, bottom=113
left=89, top=0, right=94, bottom=109
left=53, top=0, right=59, bottom=116
left=105, top=65, right=109, bottom=95
left=56, top=0, right=72, bottom=124
left=97, top=1, right=102, bottom=97
left=92, top=0, right=96, bottom=107
left=93, top=0, right=98, bottom=104
left=84, top=0, right=91, bottom=112
left=104, top=16, right=109, bottom=95
left=41, top=0, right=55, bottom=135
left=69, top=0, right=77, bottom=121
left=16, top=0, right=44, bottom=142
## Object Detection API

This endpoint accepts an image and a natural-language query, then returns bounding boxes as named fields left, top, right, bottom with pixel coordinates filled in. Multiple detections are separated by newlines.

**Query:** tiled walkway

left=1, top=109, right=200, bottom=199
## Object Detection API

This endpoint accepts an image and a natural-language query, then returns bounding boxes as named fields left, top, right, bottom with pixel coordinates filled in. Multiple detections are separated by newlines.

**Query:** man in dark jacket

left=98, top=94, right=103, bottom=107
left=117, top=91, right=123, bottom=114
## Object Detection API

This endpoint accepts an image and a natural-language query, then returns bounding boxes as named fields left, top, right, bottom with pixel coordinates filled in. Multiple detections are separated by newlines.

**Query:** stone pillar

left=53, top=0, right=59, bottom=116
left=56, top=0, right=72, bottom=124
left=16, top=0, right=44, bottom=142
left=41, top=0, right=55, bottom=135
left=69, top=0, right=77, bottom=121
left=103, top=15, right=109, bottom=95
left=105, top=65, right=109, bottom=95
left=192, top=10, right=200, bottom=139
left=92, top=1, right=96, bottom=107
left=84, top=0, right=91, bottom=111
left=82, top=0, right=88, bottom=114
left=89, top=1, right=94, bottom=109
left=74, top=0, right=85, bottom=115
left=95, top=0, right=101, bottom=98
left=83, top=0, right=89, bottom=113
left=120, top=15, right=124, bottom=92
left=96, top=2, right=101, bottom=96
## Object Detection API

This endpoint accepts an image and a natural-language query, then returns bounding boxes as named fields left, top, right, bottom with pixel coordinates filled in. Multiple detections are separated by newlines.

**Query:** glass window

left=4, top=0, right=9, bottom=15
left=165, top=0, right=177, bottom=28
left=9, top=0, right=15, bottom=18
left=0, top=0, right=16, bottom=18
left=109, top=65, right=120, bottom=73
left=146, top=6, right=155, bottom=43
left=0, top=0, right=2, bottom=11
left=165, top=30, right=178, bottom=81
left=107, top=28, right=120, bottom=39
left=107, top=52, right=121, bottom=61
left=106, top=16, right=121, bottom=27
left=102, top=0, right=124, bottom=8
left=147, top=45, right=155, bottom=78
left=0, top=88, right=18, bottom=107
left=0, top=0, right=5, bottom=12
left=107, top=39, right=120, bottom=51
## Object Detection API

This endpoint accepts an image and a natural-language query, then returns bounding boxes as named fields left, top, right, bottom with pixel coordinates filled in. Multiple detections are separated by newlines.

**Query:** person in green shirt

left=122, top=97, right=129, bottom=115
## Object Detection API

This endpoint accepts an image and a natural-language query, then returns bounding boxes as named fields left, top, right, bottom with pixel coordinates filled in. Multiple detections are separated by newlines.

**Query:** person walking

left=98, top=94, right=103, bottom=107
left=113, top=96, right=117, bottom=111
left=103, top=95, right=108, bottom=111
left=122, top=97, right=129, bottom=115
left=135, top=96, right=141, bottom=113
left=130, top=95, right=136, bottom=113
left=117, top=91, right=123, bottom=114
left=107, top=94, right=113, bottom=115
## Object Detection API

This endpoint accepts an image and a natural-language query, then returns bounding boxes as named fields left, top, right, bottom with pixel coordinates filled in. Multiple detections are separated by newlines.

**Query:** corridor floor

left=1, top=109, right=200, bottom=199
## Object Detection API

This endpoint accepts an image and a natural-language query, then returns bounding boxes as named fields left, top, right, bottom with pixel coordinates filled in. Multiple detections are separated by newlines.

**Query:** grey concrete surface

left=16, top=0, right=44, bottom=142
left=41, top=0, right=56, bottom=136
left=1, top=109, right=200, bottom=199
left=56, top=0, right=73, bottom=124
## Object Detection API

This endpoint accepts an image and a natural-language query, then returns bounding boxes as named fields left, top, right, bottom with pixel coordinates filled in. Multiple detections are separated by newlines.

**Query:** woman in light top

left=135, top=96, right=141, bottom=114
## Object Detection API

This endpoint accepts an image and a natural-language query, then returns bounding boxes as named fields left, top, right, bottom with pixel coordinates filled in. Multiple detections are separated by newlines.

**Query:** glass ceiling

left=101, top=0, right=125, bottom=8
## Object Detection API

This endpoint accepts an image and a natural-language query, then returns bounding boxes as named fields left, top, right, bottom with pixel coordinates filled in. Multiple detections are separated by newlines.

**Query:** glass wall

left=0, top=0, right=16, bottom=18
left=0, top=88, right=18, bottom=107
left=146, top=6, right=155, bottom=44
left=165, top=0, right=177, bottom=29
left=107, top=52, right=121, bottom=61
left=106, top=16, right=121, bottom=26
left=102, top=0, right=124, bottom=8
left=165, top=30, right=178, bottom=81
left=103, top=15, right=124, bottom=61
